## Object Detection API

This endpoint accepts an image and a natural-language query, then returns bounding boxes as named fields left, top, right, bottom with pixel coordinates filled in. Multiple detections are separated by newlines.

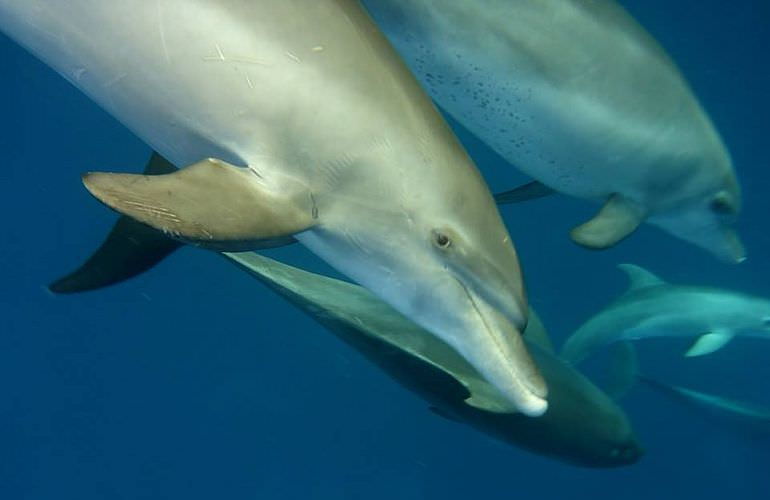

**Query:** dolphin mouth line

left=452, top=275, right=540, bottom=409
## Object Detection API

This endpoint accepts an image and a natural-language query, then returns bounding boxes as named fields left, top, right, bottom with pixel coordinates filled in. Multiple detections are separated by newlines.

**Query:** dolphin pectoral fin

left=464, top=393, right=519, bottom=414
left=82, top=157, right=315, bottom=251
left=49, top=214, right=182, bottom=293
left=50, top=152, right=183, bottom=293
left=494, top=181, right=555, bottom=204
left=570, top=194, right=645, bottom=249
left=685, top=331, right=735, bottom=357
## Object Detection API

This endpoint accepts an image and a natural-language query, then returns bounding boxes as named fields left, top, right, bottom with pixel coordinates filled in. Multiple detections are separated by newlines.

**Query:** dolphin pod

left=0, top=0, right=547, bottom=415
left=42, top=161, right=643, bottom=466
left=561, top=264, right=770, bottom=364
left=361, top=0, right=743, bottom=262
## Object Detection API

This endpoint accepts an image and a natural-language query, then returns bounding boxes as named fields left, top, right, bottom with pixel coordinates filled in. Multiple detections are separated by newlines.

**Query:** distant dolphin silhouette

left=362, top=0, right=743, bottom=261
left=639, top=376, right=770, bottom=439
left=0, top=0, right=547, bottom=415
left=562, top=264, right=770, bottom=364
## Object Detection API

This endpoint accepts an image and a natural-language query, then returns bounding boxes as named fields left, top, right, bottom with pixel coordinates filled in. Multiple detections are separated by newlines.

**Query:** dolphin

left=561, top=264, right=770, bottom=364
left=0, top=1, right=547, bottom=414
left=639, top=376, right=770, bottom=439
left=360, top=0, right=743, bottom=261
left=224, top=251, right=643, bottom=467
left=46, top=168, right=643, bottom=466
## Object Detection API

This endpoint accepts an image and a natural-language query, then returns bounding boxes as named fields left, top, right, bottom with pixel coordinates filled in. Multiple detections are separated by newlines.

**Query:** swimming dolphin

left=639, top=376, right=770, bottom=439
left=360, top=0, right=743, bottom=261
left=47, top=172, right=642, bottom=466
left=561, top=264, right=770, bottom=364
left=0, top=1, right=547, bottom=414
left=224, top=251, right=642, bottom=467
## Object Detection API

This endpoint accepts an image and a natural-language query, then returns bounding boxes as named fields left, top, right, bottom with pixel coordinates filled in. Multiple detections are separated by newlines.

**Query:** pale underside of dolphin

left=0, top=1, right=546, bottom=415
left=561, top=264, right=770, bottom=364
left=361, top=0, right=744, bottom=262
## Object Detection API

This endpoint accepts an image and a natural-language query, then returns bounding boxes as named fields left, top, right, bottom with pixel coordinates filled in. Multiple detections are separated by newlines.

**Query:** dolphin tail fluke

left=570, top=194, right=645, bottom=249
left=82, top=156, right=314, bottom=252
left=494, top=180, right=555, bottom=204
left=604, top=341, right=639, bottom=400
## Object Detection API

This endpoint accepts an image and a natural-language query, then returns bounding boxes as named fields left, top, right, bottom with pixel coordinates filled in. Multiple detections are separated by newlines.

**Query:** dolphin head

left=303, top=146, right=547, bottom=416
left=737, top=295, right=770, bottom=334
left=647, top=149, right=744, bottom=263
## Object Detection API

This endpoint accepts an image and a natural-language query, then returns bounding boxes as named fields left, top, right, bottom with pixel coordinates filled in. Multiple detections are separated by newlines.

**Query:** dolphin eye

left=710, top=192, right=735, bottom=215
left=432, top=230, right=452, bottom=249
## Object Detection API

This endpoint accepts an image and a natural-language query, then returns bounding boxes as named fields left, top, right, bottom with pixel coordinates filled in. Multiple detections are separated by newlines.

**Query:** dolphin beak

left=717, top=228, right=746, bottom=264
left=460, top=283, right=548, bottom=416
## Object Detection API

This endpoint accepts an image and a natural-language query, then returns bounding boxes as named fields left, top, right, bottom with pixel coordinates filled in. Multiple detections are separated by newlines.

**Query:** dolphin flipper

left=570, top=194, right=646, bottom=249
left=50, top=153, right=183, bottom=293
left=495, top=181, right=556, bottom=204
left=52, top=153, right=298, bottom=293
left=685, top=330, right=735, bottom=357
left=82, top=158, right=314, bottom=251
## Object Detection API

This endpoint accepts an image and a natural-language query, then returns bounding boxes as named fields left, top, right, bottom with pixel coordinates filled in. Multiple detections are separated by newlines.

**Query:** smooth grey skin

left=361, top=0, right=744, bottom=262
left=640, top=376, right=770, bottom=438
left=562, top=264, right=770, bottom=364
left=0, top=1, right=547, bottom=414
left=225, top=252, right=642, bottom=467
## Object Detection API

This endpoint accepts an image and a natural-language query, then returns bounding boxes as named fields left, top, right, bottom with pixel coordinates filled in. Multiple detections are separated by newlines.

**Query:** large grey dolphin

left=224, top=251, right=642, bottom=467
left=561, top=264, right=770, bottom=364
left=361, top=0, right=744, bottom=261
left=0, top=1, right=547, bottom=414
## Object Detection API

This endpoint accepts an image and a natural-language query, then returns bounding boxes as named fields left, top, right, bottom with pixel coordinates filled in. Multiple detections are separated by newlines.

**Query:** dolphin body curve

left=361, top=0, right=743, bottom=262
left=0, top=1, right=546, bottom=414
left=225, top=251, right=642, bottom=467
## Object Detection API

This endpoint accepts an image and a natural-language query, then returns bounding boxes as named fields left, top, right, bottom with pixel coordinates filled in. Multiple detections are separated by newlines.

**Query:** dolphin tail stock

left=49, top=152, right=297, bottom=293
left=494, top=180, right=556, bottom=204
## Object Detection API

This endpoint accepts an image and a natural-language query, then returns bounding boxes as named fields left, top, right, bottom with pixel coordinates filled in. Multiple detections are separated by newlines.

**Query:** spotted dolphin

left=361, top=0, right=743, bottom=261
left=0, top=0, right=546, bottom=414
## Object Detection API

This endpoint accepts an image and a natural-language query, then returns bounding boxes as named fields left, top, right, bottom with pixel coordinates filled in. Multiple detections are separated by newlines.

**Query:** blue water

left=1, top=1, right=769, bottom=498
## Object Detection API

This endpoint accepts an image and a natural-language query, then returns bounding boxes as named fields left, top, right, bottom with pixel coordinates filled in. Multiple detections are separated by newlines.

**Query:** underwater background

left=1, top=1, right=768, bottom=498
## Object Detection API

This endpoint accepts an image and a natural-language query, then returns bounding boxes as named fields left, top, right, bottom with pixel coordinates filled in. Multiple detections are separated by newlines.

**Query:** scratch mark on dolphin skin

left=203, top=44, right=227, bottom=62
left=156, top=0, right=170, bottom=64
left=311, top=46, right=324, bottom=52
left=245, top=74, right=255, bottom=89
left=104, top=72, right=127, bottom=88
left=202, top=45, right=269, bottom=66
left=286, top=51, right=301, bottom=63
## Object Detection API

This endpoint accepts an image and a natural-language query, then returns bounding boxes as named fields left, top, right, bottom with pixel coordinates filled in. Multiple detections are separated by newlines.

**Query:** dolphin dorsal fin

left=617, top=264, right=665, bottom=291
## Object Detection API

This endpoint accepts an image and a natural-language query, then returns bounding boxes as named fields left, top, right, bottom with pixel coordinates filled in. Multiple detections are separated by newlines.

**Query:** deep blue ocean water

left=1, top=1, right=769, bottom=498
